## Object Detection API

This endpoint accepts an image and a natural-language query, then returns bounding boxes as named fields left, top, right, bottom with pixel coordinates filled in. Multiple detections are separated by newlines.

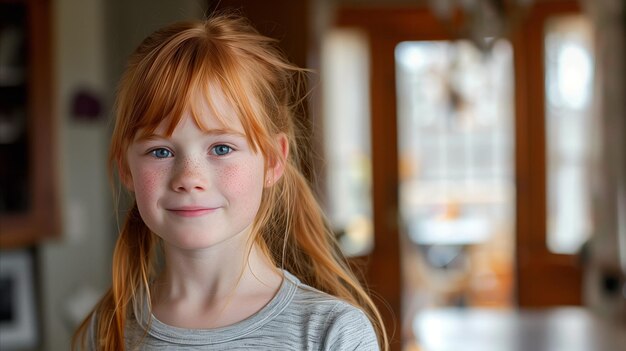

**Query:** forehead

left=138, top=85, right=244, bottom=139
left=195, top=84, right=243, bottom=130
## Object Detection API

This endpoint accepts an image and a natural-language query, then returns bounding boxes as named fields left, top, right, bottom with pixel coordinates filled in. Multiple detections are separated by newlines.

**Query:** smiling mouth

left=167, top=207, right=219, bottom=217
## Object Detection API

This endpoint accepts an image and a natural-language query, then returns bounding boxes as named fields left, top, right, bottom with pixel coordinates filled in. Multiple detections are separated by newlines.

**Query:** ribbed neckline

left=139, top=270, right=300, bottom=345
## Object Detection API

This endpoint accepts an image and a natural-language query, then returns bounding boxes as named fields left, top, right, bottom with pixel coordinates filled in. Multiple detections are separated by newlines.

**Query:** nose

left=170, top=157, right=209, bottom=193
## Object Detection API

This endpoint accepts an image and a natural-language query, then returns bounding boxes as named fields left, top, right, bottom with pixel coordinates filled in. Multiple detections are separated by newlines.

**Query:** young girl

left=73, top=13, right=388, bottom=350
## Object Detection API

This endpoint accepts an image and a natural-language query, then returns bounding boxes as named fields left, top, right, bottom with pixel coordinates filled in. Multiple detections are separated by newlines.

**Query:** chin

left=160, top=232, right=238, bottom=252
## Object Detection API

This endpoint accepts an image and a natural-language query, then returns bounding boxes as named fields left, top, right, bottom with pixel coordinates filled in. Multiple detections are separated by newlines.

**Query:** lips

left=166, top=206, right=219, bottom=218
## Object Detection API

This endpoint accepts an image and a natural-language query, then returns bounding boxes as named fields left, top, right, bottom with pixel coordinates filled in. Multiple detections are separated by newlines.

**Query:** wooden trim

left=0, top=0, right=60, bottom=248
left=514, top=0, right=583, bottom=306
left=337, top=6, right=456, bottom=41
left=367, top=35, right=402, bottom=348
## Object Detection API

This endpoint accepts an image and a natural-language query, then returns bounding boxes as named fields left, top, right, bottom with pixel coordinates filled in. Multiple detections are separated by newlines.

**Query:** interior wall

left=41, top=1, right=109, bottom=350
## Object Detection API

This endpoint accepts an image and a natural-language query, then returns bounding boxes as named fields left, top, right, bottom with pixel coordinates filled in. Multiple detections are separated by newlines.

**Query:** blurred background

left=0, top=0, right=624, bottom=350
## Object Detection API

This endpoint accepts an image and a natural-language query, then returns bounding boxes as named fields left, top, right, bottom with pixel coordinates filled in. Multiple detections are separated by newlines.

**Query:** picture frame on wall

left=0, top=250, right=38, bottom=350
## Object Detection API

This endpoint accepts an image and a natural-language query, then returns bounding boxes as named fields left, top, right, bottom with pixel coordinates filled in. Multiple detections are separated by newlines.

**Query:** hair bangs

left=112, top=19, right=290, bottom=173
left=132, top=31, right=277, bottom=164
left=130, top=34, right=210, bottom=140
left=193, top=46, right=280, bottom=162
left=186, top=80, right=245, bottom=139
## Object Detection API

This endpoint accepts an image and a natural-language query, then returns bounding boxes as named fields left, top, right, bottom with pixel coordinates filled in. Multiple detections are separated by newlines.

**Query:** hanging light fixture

left=428, top=0, right=534, bottom=52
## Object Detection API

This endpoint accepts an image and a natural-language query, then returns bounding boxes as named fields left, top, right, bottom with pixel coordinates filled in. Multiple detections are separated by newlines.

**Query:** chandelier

left=427, top=0, right=534, bottom=52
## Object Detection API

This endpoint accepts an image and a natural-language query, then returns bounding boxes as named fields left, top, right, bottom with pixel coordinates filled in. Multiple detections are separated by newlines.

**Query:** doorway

left=324, top=2, right=592, bottom=349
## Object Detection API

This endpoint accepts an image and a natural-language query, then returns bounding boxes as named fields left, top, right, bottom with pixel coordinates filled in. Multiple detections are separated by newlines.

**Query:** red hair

left=73, top=14, right=388, bottom=350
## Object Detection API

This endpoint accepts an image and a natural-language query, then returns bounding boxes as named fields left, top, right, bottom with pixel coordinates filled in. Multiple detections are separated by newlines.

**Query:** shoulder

left=318, top=300, right=379, bottom=351
left=280, top=272, right=380, bottom=351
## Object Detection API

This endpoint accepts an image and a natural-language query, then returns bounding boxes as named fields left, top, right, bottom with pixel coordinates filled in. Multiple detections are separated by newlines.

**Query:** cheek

left=133, top=167, right=166, bottom=204
left=218, top=162, right=264, bottom=204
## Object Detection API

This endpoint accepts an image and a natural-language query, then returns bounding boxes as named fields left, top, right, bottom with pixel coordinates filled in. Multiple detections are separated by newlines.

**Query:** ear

left=118, top=159, right=134, bottom=191
left=265, top=133, right=289, bottom=187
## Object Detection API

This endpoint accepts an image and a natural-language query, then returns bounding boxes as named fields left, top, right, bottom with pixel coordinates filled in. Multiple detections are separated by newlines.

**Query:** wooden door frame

left=336, top=8, right=455, bottom=349
left=335, top=1, right=586, bottom=346
left=514, top=0, right=583, bottom=307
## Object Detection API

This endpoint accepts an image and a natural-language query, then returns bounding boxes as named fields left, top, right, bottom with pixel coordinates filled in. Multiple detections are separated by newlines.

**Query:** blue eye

left=212, top=145, right=232, bottom=156
left=150, top=148, right=173, bottom=159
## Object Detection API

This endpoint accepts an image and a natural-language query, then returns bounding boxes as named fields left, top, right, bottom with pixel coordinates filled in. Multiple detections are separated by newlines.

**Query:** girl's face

left=125, top=95, right=267, bottom=252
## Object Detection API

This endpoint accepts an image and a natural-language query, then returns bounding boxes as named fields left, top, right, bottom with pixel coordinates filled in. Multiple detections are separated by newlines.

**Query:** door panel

left=514, top=1, right=585, bottom=307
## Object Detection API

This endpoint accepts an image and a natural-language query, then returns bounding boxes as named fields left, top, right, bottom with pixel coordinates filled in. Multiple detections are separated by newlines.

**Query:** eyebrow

left=135, top=129, right=246, bottom=142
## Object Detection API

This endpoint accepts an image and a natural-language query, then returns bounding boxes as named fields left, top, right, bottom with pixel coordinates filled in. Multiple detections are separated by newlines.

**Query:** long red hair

left=73, top=13, right=388, bottom=350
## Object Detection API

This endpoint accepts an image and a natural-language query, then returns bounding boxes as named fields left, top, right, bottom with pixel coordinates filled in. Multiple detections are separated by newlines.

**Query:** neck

left=157, top=243, right=278, bottom=300
left=150, top=239, right=282, bottom=328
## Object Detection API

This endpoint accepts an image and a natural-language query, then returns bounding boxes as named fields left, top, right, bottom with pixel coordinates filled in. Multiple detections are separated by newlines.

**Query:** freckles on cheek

left=134, top=168, right=165, bottom=199
left=218, top=163, right=262, bottom=196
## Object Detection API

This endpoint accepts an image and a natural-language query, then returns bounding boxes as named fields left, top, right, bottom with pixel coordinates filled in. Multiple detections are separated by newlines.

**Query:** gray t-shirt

left=90, top=270, right=379, bottom=350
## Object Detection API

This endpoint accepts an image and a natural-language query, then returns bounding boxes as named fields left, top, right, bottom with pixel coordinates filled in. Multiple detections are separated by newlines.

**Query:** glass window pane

left=321, top=28, right=373, bottom=257
left=544, top=15, right=594, bottom=254
left=396, top=39, right=516, bottom=348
